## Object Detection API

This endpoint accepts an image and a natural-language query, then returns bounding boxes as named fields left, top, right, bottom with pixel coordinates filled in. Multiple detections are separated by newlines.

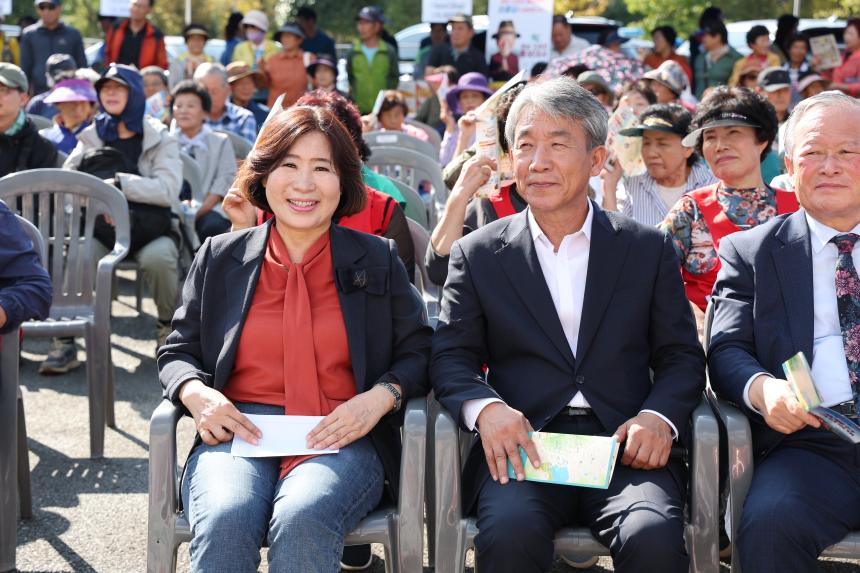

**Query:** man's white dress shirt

left=462, top=203, right=678, bottom=437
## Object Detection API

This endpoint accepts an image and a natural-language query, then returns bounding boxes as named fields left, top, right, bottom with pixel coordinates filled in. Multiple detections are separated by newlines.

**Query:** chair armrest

left=148, top=400, right=183, bottom=523
left=711, top=398, right=754, bottom=555
left=94, top=248, right=130, bottom=322
left=689, top=395, right=720, bottom=572
left=434, top=405, right=464, bottom=566
left=396, top=396, right=427, bottom=572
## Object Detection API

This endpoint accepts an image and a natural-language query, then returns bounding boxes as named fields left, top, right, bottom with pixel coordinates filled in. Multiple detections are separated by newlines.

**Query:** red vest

left=682, top=183, right=800, bottom=310
left=488, top=184, right=518, bottom=219
left=256, top=186, right=395, bottom=237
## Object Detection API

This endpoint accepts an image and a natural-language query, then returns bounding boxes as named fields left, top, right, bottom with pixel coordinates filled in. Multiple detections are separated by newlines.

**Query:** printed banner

left=421, top=0, right=473, bottom=25
left=485, top=0, right=553, bottom=80
left=99, top=0, right=131, bottom=18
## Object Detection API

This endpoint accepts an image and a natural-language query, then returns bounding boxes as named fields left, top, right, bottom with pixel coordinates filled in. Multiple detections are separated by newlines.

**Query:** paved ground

left=10, top=279, right=860, bottom=572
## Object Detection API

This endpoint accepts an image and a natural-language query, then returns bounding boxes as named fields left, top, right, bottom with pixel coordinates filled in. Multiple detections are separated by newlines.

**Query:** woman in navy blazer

left=157, top=106, right=431, bottom=572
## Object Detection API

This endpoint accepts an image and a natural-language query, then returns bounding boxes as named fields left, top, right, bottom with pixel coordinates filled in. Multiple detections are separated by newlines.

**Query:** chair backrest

left=406, top=217, right=440, bottom=323
left=27, top=113, right=52, bottom=131
left=365, top=147, right=447, bottom=226
left=390, top=179, right=430, bottom=230
left=179, top=152, right=205, bottom=203
left=14, top=214, right=47, bottom=268
left=55, top=150, right=68, bottom=168
left=404, top=119, right=442, bottom=153
left=214, top=128, right=252, bottom=160
left=0, top=169, right=131, bottom=315
left=366, top=131, right=438, bottom=161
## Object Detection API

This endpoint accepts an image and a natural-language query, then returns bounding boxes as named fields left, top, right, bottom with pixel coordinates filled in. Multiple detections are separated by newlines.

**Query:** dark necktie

left=830, top=233, right=860, bottom=412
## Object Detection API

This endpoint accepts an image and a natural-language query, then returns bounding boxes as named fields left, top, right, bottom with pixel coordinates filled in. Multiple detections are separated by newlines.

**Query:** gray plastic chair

left=365, top=147, right=447, bottom=228
left=0, top=169, right=131, bottom=459
left=54, top=150, right=68, bottom=168
left=179, top=152, right=204, bottom=204
left=0, top=216, right=46, bottom=573
left=147, top=396, right=428, bottom=573
left=433, top=395, right=721, bottom=573
left=366, top=131, right=439, bottom=161
left=406, top=218, right=440, bottom=325
left=214, top=128, right=253, bottom=160
left=26, top=113, right=52, bottom=131
left=404, top=119, right=442, bottom=154
left=703, top=301, right=860, bottom=571
left=390, top=179, right=431, bottom=230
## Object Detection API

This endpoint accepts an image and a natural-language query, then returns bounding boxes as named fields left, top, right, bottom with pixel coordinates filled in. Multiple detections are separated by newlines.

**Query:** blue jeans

left=181, top=403, right=385, bottom=573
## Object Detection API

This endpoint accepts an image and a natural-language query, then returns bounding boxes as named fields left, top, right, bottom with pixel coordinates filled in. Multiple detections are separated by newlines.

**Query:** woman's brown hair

left=379, top=89, right=409, bottom=116
left=235, top=105, right=367, bottom=218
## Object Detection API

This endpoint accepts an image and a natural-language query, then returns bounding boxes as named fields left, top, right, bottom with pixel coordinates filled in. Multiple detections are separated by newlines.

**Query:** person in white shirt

left=549, top=15, right=589, bottom=60
left=709, top=91, right=860, bottom=573
left=431, top=76, right=704, bottom=573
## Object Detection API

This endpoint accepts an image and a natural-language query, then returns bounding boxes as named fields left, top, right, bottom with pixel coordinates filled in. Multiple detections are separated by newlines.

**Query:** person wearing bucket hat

left=103, top=0, right=168, bottom=71
left=603, top=103, right=716, bottom=225
left=24, top=52, right=77, bottom=120
left=440, top=71, right=493, bottom=166
left=307, top=54, right=348, bottom=99
left=226, top=61, right=270, bottom=127
left=658, top=86, right=799, bottom=313
left=40, top=78, right=97, bottom=153
left=643, top=60, right=690, bottom=106
left=577, top=71, right=614, bottom=110
left=0, top=62, right=58, bottom=178
left=169, top=23, right=214, bottom=90
left=489, top=20, right=520, bottom=82
left=797, top=71, right=829, bottom=99
left=425, top=12, right=488, bottom=81
left=260, top=22, right=309, bottom=108
left=231, top=10, right=279, bottom=72
left=346, top=6, right=399, bottom=114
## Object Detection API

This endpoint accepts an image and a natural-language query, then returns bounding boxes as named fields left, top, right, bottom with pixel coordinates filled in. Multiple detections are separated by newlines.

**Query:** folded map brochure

left=783, top=352, right=860, bottom=444
left=507, top=432, right=620, bottom=489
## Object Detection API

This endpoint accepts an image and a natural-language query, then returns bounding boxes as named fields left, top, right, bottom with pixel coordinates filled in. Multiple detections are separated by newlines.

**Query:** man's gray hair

left=504, top=76, right=609, bottom=150
left=784, top=90, right=860, bottom=159
left=193, top=62, right=229, bottom=86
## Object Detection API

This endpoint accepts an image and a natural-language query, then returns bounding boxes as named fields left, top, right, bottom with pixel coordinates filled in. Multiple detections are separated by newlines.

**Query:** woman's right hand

left=222, top=187, right=257, bottom=231
left=458, top=111, right=478, bottom=136
left=453, top=154, right=496, bottom=201
left=179, top=379, right=262, bottom=446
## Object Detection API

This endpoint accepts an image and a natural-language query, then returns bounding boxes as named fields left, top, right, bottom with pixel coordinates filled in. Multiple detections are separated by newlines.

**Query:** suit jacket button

left=575, top=375, right=585, bottom=385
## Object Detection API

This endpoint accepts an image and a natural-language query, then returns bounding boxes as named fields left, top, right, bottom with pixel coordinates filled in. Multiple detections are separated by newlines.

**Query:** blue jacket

left=0, top=201, right=52, bottom=334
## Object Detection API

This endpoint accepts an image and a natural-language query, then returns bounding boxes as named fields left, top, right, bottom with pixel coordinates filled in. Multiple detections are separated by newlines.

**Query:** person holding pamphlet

left=430, top=77, right=705, bottom=573
left=709, top=91, right=860, bottom=573
left=157, top=105, right=431, bottom=572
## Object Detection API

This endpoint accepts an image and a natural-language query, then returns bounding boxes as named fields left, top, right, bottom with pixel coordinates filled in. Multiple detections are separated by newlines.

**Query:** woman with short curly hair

left=658, top=87, right=800, bottom=311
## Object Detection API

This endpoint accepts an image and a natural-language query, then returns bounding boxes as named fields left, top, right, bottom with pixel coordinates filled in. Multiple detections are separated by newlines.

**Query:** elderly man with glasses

left=18, top=0, right=86, bottom=95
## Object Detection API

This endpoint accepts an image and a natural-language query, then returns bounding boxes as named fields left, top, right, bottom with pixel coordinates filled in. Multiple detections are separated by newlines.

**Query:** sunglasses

left=37, top=3, right=57, bottom=10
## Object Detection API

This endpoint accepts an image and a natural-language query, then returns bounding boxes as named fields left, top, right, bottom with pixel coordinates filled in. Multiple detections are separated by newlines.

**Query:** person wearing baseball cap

left=425, top=12, right=488, bottom=81
left=169, top=23, right=214, bottom=90
left=0, top=62, right=58, bottom=178
left=225, top=61, right=269, bottom=127
left=797, top=71, right=829, bottom=99
left=24, top=52, right=77, bottom=119
left=260, top=22, right=309, bottom=108
left=346, top=6, right=399, bottom=114
left=658, top=86, right=798, bottom=312
left=756, top=67, right=792, bottom=122
left=231, top=10, right=279, bottom=72
left=39, top=77, right=97, bottom=153
left=604, top=103, right=717, bottom=225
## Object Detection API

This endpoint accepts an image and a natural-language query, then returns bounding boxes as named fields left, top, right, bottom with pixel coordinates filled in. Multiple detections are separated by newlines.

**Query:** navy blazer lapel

left=575, top=205, right=630, bottom=366
left=215, top=222, right=270, bottom=385
left=497, top=211, right=576, bottom=369
left=771, top=211, right=815, bottom=359
left=331, top=225, right=370, bottom=389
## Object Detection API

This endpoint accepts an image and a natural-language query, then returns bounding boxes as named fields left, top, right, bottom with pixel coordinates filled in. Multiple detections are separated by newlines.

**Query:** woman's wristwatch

left=375, top=378, right=402, bottom=413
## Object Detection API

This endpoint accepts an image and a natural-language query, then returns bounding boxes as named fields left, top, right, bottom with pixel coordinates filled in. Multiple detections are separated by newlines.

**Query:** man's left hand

left=612, top=412, right=673, bottom=470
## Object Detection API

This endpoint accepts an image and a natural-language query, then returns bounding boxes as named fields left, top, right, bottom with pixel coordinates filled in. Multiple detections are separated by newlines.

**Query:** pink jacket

left=832, top=49, right=860, bottom=96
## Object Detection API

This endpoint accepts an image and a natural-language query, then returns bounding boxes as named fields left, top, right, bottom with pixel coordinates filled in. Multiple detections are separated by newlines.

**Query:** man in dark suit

left=709, top=91, right=860, bottom=572
left=430, top=77, right=705, bottom=572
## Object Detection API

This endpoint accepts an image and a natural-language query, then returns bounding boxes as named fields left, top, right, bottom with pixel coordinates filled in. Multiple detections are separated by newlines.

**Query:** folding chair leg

left=16, top=392, right=32, bottom=519
left=135, top=270, right=143, bottom=313
left=146, top=536, right=179, bottom=573
left=84, top=326, right=105, bottom=459
left=106, top=359, right=116, bottom=429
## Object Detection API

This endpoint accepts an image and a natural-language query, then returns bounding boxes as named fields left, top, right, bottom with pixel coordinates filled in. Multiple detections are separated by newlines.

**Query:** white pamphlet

left=230, top=414, right=340, bottom=458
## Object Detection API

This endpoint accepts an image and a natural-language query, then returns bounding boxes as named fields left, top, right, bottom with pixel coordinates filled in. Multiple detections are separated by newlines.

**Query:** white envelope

left=230, top=414, right=339, bottom=458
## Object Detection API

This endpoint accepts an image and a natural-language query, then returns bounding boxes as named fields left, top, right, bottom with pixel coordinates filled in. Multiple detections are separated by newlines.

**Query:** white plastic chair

left=214, top=128, right=252, bottom=160
left=0, top=169, right=131, bottom=459
left=405, top=119, right=442, bottom=154
left=390, top=179, right=430, bottom=230
left=366, top=130, right=439, bottom=161
left=366, top=147, right=446, bottom=230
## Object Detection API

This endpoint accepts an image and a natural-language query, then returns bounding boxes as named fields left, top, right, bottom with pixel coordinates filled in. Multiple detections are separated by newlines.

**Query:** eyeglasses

left=37, top=3, right=57, bottom=10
